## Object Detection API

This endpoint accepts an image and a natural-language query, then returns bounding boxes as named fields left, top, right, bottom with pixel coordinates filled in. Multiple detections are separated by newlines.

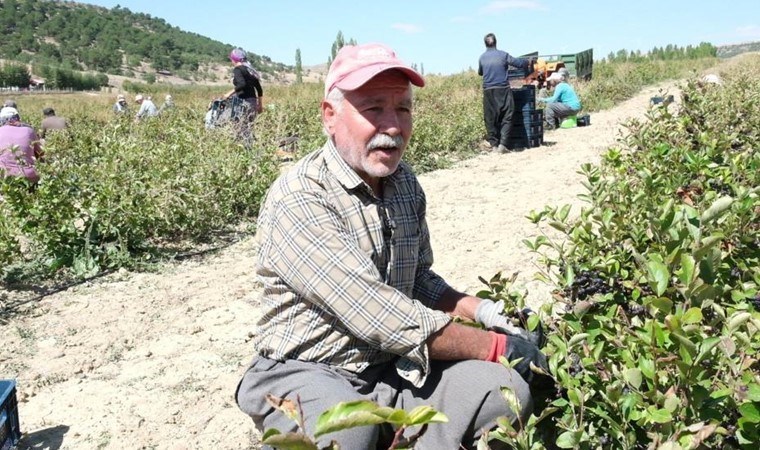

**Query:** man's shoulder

left=267, top=148, right=332, bottom=202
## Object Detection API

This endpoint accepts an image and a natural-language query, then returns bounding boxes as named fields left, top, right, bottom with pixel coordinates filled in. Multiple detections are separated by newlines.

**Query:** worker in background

left=0, top=107, right=43, bottom=186
left=113, top=94, right=129, bottom=114
left=40, top=107, right=68, bottom=140
left=478, top=32, right=535, bottom=153
left=134, top=94, right=159, bottom=121
left=160, top=94, right=175, bottom=114
left=539, top=69, right=581, bottom=130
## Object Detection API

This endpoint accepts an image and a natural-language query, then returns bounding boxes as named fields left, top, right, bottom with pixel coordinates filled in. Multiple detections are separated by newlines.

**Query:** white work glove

left=475, top=300, right=546, bottom=348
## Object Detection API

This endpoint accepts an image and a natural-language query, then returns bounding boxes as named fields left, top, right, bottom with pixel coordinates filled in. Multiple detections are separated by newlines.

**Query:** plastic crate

left=1, top=380, right=20, bottom=450
left=507, top=136, right=543, bottom=150
left=509, top=123, right=544, bottom=140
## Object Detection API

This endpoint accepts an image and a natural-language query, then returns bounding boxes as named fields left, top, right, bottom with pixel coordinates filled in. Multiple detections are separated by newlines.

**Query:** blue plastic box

left=1, top=380, right=20, bottom=450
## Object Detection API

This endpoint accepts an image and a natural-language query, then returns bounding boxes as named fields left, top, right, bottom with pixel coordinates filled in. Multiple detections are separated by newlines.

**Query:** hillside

left=0, top=0, right=291, bottom=83
left=717, top=40, right=760, bottom=58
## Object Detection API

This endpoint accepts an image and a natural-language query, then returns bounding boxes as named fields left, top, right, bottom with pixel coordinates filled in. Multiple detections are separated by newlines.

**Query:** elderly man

left=235, top=43, right=550, bottom=449
left=134, top=94, right=158, bottom=121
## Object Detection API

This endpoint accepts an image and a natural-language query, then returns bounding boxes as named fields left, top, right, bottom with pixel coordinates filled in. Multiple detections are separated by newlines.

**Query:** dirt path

left=1, top=81, right=680, bottom=450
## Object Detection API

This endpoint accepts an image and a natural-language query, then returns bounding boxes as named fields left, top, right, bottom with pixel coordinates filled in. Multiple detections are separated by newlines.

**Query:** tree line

left=605, top=42, right=717, bottom=63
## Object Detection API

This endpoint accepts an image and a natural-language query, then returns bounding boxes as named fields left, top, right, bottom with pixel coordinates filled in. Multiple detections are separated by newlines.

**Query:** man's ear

left=321, top=100, right=337, bottom=135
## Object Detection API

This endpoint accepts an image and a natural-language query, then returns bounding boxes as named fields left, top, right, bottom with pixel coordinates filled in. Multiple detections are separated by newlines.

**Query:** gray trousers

left=236, top=357, right=532, bottom=450
left=544, top=102, right=580, bottom=128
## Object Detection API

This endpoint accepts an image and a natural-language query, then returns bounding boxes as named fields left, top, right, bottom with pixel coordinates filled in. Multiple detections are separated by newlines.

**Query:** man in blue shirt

left=539, top=70, right=582, bottom=130
left=478, top=33, right=533, bottom=153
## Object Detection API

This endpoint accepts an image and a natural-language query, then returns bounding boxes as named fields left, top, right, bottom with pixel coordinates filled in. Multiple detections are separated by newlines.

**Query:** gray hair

left=322, top=87, right=346, bottom=136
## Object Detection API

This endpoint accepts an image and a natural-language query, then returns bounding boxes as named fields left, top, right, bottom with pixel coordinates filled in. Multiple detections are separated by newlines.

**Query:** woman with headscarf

left=222, top=48, right=264, bottom=146
left=538, top=69, right=581, bottom=130
left=0, top=107, right=43, bottom=185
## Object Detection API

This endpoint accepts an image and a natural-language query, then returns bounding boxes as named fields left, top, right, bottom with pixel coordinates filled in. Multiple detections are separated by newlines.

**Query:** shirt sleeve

left=261, top=190, right=451, bottom=366
left=506, top=53, right=530, bottom=70
left=541, top=83, right=566, bottom=103
left=411, top=186, right=452, bottom=306
left=252, top=76, right=263, bottom=98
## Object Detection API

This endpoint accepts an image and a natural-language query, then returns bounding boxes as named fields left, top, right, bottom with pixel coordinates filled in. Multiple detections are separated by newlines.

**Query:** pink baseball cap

left=324, top=43, right=424, bottom=97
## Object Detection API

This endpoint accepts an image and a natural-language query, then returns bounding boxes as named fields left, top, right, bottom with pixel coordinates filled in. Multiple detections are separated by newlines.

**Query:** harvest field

left=1, top=54, right=758, bottom=449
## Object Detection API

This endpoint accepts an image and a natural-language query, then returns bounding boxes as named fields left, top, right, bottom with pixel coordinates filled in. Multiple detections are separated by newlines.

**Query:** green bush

left=0, top=109, right=278, bottom=279
left=487, top=65, right=759, bottom=449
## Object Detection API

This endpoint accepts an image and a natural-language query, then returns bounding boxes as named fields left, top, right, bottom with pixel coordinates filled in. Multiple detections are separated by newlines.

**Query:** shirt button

left=391, top=239, right=396, bottom=245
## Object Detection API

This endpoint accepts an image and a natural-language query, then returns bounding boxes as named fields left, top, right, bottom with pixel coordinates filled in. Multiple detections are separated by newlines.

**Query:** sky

left=84, top=0, right=760, bottom=75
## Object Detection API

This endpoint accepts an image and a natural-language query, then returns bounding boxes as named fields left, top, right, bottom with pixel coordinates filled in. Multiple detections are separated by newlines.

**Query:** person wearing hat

left=134, top=94, right=158, bottom=121
left=235, top=42, right=550, bottom=449
left=159, top=94, right=175, bottom=114
left=113, top=94, right=129, bottom=114
left=0, top=107, right=43, bottom=185
left=222, top=48, right=264, bottom=146
left=478, top=33, right=536, bottom=153
left=539, top=70, right=581, bottom=130
left=40, top=107, right=68, bottom=139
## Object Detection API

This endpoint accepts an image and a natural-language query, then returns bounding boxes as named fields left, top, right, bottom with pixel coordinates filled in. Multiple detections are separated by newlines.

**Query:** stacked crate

left=509, top=85, right=544, bottom=150
left=1, top=380, right=21, bottom=450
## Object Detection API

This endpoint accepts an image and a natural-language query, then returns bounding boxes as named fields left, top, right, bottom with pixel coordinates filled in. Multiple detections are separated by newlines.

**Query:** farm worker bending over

left=236, top=42, right=552, bottom=449
left=40, top=107, right=68, bottom=140
left=134, top=94, right=159, bottom=121
left=478, top=32, right=535, bottom=153
left=539, top=70, right=581, bottom=130
left=0, top=107, right=43, bottom=185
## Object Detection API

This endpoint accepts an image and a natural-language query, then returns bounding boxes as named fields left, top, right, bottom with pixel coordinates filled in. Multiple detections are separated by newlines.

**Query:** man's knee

left=431, top=360, right=533, bottom=424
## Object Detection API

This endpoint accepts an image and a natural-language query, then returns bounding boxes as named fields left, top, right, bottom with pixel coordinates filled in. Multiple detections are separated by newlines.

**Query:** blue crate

left=1, top=380, right=20, bottom=450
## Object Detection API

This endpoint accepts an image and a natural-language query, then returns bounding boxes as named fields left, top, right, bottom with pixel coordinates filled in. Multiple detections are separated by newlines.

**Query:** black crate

left=509, top=123, right=544, bottom=140
left=1, top=380, right=20, bottom=450
left=507, top=136, right=543, bottom=150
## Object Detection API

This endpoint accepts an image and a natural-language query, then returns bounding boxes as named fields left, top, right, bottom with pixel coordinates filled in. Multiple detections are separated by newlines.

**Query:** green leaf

left=262, top=431, right=320, bottom=450
left=693, top=235, right=723, bottom=262
left=671, top=331, right=697, bottom=357
left=559, top=204, right=571, bottom=221
left=526, top=313, right=540, bottom=332
left=676, top=254, right=696, bottom=285
left=728, top=312, right=751, bottom=333
left=314, top=400, right=389, bottom=438
left=652, top=297, right=674, bottom=314
left=624, top=368, right=642, bottom=389
left=405, top=405, right=448, bottom=426
left=738, top=402, right=760, bottom=423
left=747, top=384, right=760, bottom=402
left=682, top=307, right=703, bottom=324
left=568, top=333, right=590, bottom=348
left=640, top=358, right=655, bottom=380
left=648, top=408, right=673, bottom=424
left=647, top=257, right=670, bottom=296
left=556, top=430, right=582, bottom=449
left=700, top=196, right=733, bottom=224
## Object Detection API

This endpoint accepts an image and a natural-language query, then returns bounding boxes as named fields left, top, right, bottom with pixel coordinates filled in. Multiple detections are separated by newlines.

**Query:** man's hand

left=475, top=300, right=546, bottom=347
left=488, top=332, right=554, bottom=391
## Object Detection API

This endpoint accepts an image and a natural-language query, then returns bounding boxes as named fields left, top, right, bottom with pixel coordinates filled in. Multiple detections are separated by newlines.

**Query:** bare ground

left=1, top=81, right=680, bottom=450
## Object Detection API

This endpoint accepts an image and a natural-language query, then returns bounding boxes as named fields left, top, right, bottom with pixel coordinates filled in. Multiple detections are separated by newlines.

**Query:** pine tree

left=295, top=48, right=303, bottom=84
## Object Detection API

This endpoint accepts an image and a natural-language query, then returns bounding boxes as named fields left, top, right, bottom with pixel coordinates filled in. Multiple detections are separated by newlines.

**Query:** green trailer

left=539, top=48, right=594, bottom=80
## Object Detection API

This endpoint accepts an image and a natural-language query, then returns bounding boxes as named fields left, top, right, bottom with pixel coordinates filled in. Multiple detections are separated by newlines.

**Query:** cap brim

left=332, top=64, right=424, bottom=94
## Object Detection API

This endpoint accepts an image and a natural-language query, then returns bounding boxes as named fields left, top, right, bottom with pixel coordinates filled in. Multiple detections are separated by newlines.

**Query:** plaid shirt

left=253, top=140, right=452, bottom=387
